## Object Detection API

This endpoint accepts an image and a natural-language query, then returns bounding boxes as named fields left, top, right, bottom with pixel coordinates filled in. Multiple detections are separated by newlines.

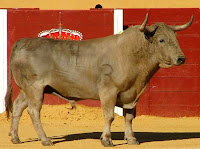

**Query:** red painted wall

left=7, top=8, right=200, bottom=117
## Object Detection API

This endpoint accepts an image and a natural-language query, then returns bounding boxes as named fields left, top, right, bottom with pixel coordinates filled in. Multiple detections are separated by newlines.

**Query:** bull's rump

left=11, top=38, right=101, bottom=100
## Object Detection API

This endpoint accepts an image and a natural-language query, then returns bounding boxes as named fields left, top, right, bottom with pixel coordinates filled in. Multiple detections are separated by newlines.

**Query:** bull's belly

left=52, top=83, right=100, bottom=100
left=49, top=71, right=100, bottom=100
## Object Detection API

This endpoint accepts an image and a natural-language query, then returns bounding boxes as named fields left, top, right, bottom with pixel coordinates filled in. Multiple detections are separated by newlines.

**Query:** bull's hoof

left=42, top=139, right=53, bottom=146
left=100, top=138, right=114, bottom=147
left=11, top=138, right=22, bottom=144
left=127, top=138, right=139, bottom=145
left=125, top=137, right=139, bottom=145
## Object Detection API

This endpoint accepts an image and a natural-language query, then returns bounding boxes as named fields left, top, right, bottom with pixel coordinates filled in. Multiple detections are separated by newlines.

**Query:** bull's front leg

left=124, top=108, right=139, bottom=145
left=99, top=86, right=118, bottom=147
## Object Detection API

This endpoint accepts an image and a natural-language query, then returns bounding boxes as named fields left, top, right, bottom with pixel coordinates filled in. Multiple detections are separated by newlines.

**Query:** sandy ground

left=1, top=104, right=200, bottom=149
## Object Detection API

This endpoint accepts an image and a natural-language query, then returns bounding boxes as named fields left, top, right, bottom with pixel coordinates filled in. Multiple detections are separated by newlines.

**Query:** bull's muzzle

left=176, top=56, right=186, bottom=65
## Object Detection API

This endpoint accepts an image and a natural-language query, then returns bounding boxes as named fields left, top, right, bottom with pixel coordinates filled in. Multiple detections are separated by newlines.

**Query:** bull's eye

left=159, top=39, right=165, bottom=43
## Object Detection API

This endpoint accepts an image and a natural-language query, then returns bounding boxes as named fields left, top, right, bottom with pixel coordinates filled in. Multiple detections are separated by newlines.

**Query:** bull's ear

left=144, top=26, right=158, bottom=43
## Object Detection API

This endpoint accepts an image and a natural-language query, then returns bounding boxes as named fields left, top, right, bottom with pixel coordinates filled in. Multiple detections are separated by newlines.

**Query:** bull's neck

left=139, top=58, right=160, bottom=83
left=119, top=28, right=160, bottom=82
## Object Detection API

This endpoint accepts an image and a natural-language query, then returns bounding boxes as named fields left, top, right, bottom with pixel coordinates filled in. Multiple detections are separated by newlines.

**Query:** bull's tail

left=5, top=54, right=13, bottom=119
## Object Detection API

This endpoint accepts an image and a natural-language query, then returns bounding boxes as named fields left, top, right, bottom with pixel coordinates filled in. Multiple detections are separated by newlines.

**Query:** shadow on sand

left=24, top=132, right=200, bottom=146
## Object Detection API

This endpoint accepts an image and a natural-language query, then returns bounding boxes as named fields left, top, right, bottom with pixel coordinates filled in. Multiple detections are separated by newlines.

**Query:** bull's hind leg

left=25, top=85, right=52, bottom=146
left=99, top=87, right=118, bottom=147
left=9, top=91, right=28, bottom=144
left=124, top=108, right=139, bottom=145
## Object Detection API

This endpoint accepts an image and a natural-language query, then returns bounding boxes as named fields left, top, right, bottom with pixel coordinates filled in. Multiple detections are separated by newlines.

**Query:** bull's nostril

left=177, top=57, right=186, bottom=65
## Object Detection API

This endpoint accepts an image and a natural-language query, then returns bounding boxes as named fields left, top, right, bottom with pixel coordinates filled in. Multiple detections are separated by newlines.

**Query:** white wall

left=0, top=9, right=7, bottom=113
left=114, top=9, right=123, bottom=116
left=114, top=9, right=123, bottom=35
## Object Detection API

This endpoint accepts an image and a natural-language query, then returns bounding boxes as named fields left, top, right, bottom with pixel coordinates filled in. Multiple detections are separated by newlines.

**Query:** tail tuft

left=5, top=84, right=13, bottom=119
left=5, top=57, right=13, bottom=119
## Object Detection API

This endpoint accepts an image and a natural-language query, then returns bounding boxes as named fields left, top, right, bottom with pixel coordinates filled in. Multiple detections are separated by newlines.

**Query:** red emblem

left=38, top=23, right=83, bottom=40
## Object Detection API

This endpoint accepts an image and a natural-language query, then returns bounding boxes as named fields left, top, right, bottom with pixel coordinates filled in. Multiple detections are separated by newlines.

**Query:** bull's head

left=140, top=13, right=193, bottom=68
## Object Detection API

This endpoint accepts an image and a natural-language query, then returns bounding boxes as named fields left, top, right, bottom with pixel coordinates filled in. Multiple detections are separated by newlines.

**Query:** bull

left=5, top=14, right=193, bottom=146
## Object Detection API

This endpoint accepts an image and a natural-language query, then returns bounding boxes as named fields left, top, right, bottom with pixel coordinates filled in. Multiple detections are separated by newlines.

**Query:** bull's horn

left=169, top=15, right=193, bottom=32
left=139, top=13, right=149, bottom=32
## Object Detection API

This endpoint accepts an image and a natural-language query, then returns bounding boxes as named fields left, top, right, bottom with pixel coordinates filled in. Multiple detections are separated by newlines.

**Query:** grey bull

left=5, top=14, right=193, bottom=146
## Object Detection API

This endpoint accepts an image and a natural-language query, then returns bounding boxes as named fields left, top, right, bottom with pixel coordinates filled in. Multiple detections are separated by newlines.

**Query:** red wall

left=7, top=8, right=200, bottom=117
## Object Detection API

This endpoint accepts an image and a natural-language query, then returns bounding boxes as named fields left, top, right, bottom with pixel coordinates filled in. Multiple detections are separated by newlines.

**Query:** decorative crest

left=38, top=22, right=83, bottom=41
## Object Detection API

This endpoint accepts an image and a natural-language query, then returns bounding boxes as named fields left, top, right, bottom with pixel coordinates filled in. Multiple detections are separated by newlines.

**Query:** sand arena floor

left=1, top=104, right=200, bottom=149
